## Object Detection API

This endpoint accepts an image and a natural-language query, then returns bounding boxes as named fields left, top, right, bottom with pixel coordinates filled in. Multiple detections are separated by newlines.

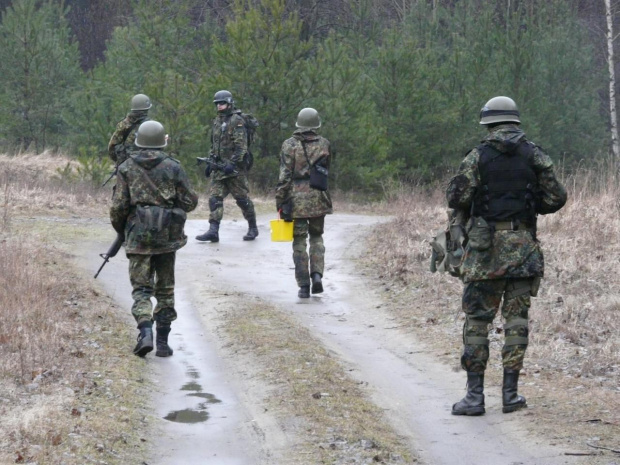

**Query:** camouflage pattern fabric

left=128, top=252, right=177, bottom=325
left=107, top=110, right=149, bottom=164
left=110, top=148, right=198, bottom=255
left=461, top=279, right=531, bottom=373
left=209, top=108, right=247, bottom=180
left=446, top=124, right=567, bottom=283
left=207, top=175, right=255, bottom=223
left=275, top=129, right=333, bottom=218
left=293, top=217, right=325, bottom=286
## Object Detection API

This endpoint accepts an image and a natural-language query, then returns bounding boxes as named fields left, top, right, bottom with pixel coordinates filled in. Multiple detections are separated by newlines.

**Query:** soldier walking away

left=109, top=120, right=198, bottom=357
left=447, top=96, right=567, bottom=416
left=196, top=90, right=259, bottom=242
left=275, top=108, right=333, bottom=299
left=108, top=93, right=152, bottom=165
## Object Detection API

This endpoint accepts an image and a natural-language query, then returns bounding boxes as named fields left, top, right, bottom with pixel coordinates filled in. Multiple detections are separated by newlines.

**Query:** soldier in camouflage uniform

left=447, top=96, right=567, bottom=416
left=275, top=108, right=333, bottom=298
left=196, top=90, right=258, bottom=243
left=110, top=120, right=198, bottom=357
left=107, top=93, right=152, bottom=165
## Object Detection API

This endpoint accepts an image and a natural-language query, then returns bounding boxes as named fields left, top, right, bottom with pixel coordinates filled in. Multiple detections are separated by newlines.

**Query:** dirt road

left=76, top=213, right=587, bottom=465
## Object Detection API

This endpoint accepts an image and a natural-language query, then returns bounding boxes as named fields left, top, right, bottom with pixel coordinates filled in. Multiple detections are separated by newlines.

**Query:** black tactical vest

left=473, top=141, right=537, bottom=224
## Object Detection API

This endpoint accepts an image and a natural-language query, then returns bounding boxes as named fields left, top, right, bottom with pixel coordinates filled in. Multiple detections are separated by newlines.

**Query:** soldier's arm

left=175, top=167, right=199, bottom=213
left=107, top=119, right=132, bottom=163
left=446, top=150, right=480, bottom=210
left=230, top=117, right=247, bottom=164
left=275, top=143, right=294, bottom=207
left=532, top=146, right=567, bottom=214
left=109, top=170, right=131, bottom=234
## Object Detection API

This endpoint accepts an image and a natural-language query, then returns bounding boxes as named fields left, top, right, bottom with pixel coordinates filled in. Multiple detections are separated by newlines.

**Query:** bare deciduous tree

left=605, top=0, right=620, bottom=160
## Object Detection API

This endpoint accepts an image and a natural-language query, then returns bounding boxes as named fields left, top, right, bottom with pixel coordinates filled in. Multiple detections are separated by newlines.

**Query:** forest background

left=0, top=0, right=617, bottom=192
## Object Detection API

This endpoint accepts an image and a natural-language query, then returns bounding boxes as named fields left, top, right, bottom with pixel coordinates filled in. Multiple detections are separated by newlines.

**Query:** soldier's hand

left=280, top=202, right=293, bottom=222
left=223, top=163, right=235, bottom=175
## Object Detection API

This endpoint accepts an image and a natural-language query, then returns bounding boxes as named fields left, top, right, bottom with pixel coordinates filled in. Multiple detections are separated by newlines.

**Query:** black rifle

left=94, top=232, right=124, bottom=279
left=102, top=165, right=118, bottom=187
left=196, top=157, right=237, bottom=176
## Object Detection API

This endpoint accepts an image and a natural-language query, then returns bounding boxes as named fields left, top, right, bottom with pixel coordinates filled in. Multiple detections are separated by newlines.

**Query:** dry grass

left=0, top=153, right=150, bottom=464
left=363, top=168, right=620, bottom=457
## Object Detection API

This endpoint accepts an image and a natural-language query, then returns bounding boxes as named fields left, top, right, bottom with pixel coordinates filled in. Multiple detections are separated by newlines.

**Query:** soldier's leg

left=153, top=252, right=177, bottom=357
left=452, top=279, right=504, bottom=416
left=208, top=179, right=227, bottom=223
left=293, top=219, right=310, bottom=297
left=500, top=278, right=532, bottom=413
left=308, top=216, right=325, bottom=294
left=197, top=180, right=226, bottom=242
left=230, top=175, right=258, bottom=240
left=128, top=254, right=155, bottom=325
left=153, top=252, right=177, bottom=325
left=127, top=254, right=155, bottom=356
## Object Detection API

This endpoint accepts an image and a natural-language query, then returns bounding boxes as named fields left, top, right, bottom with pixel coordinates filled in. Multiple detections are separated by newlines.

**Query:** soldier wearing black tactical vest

left=108, top=93, right=152, bottom=165
left=446, top=96, right=567, bottom=416
left=196, top=90, right=258, bottom=243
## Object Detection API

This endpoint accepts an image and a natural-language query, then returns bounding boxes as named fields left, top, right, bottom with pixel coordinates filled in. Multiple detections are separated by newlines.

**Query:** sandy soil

left=71, top=213, right=611, bottom=465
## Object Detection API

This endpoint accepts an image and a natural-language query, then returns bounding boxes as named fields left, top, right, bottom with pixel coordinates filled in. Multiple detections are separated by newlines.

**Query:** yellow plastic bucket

left=270, top=219, right=293, bottom=242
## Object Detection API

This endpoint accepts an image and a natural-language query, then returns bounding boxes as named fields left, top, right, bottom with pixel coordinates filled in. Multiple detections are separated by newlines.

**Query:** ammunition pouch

left=467, top=216, right=492, bottom=251
left=134, top=205, right=172, bottom=248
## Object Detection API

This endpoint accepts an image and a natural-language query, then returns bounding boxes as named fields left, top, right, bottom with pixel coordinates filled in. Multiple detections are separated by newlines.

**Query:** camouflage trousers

left=292, top=216, right=325, bottom=287
left=208, top=174, right=255, bottom=223
left=461, top=278, right=532, bottom=373
left=128, top=252, right=178, bottom=327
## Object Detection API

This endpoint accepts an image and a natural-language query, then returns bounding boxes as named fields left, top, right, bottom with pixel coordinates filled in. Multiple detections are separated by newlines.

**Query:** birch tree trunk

left=605, top=0, right=620, bottom=160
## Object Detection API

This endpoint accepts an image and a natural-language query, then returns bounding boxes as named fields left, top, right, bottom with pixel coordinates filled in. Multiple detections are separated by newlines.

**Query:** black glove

left=204, top=164, right=212, bottom=178
left=223, top=162, right=235, bottom=175
left=280, top=201, right=293, bottom=222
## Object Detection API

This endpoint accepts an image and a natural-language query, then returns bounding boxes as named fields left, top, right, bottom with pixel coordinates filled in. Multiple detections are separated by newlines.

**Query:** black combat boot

left=502, top=369, right=527, bottom=413
left=452, top=372, right=485, bottom=416
left=298, top=285, right=310, bottom=298
left=243, top=219, right=259, bottom=241
left=196, top=221, right=219, bottom=242
left=133, top=321, right=154, bottom=357
left=155, top=325, right=174, bottom=357
left=311, top=272, right=323, bottom=294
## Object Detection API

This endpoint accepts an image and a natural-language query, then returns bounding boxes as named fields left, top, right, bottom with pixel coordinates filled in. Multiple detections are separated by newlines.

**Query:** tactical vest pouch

left=310, top=165, right=329, bottom=191
left=169, top=208, right=187, bottom=242
left=134, top=205, right=172, bottom=248
left=467, top=216, right=492, bottom=251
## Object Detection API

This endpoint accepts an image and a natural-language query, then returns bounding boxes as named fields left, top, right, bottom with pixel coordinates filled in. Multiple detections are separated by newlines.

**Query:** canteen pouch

left=467, top=216, right=492, bottom=251
left=309, top=164, right=329, bottom=191
left=134, top=205, right=172, bottom=248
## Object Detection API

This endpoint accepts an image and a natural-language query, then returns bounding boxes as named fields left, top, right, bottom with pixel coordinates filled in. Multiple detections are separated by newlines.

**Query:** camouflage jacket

left=209, top=109, right=247, bottom=180
left=275, top=129, right=333, bottom=218
left=107, top=111, right=149, bottom=164
left=110, top=149, right=198, bottom=255
left=446, top=124, right=567, bottom=282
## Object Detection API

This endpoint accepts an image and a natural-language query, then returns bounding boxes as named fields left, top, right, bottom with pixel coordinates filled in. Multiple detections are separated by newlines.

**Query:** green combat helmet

left=131, top=93, right=153, bottom=111
left=479, top=96, right=520, bottom=125
left=135, top=121, right=167, bottom=148
left=296, top=108, right=321, bottom=131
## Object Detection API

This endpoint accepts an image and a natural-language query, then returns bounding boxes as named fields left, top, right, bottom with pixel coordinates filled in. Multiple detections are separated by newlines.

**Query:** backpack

left=235, top=111, right=259, bottom=170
